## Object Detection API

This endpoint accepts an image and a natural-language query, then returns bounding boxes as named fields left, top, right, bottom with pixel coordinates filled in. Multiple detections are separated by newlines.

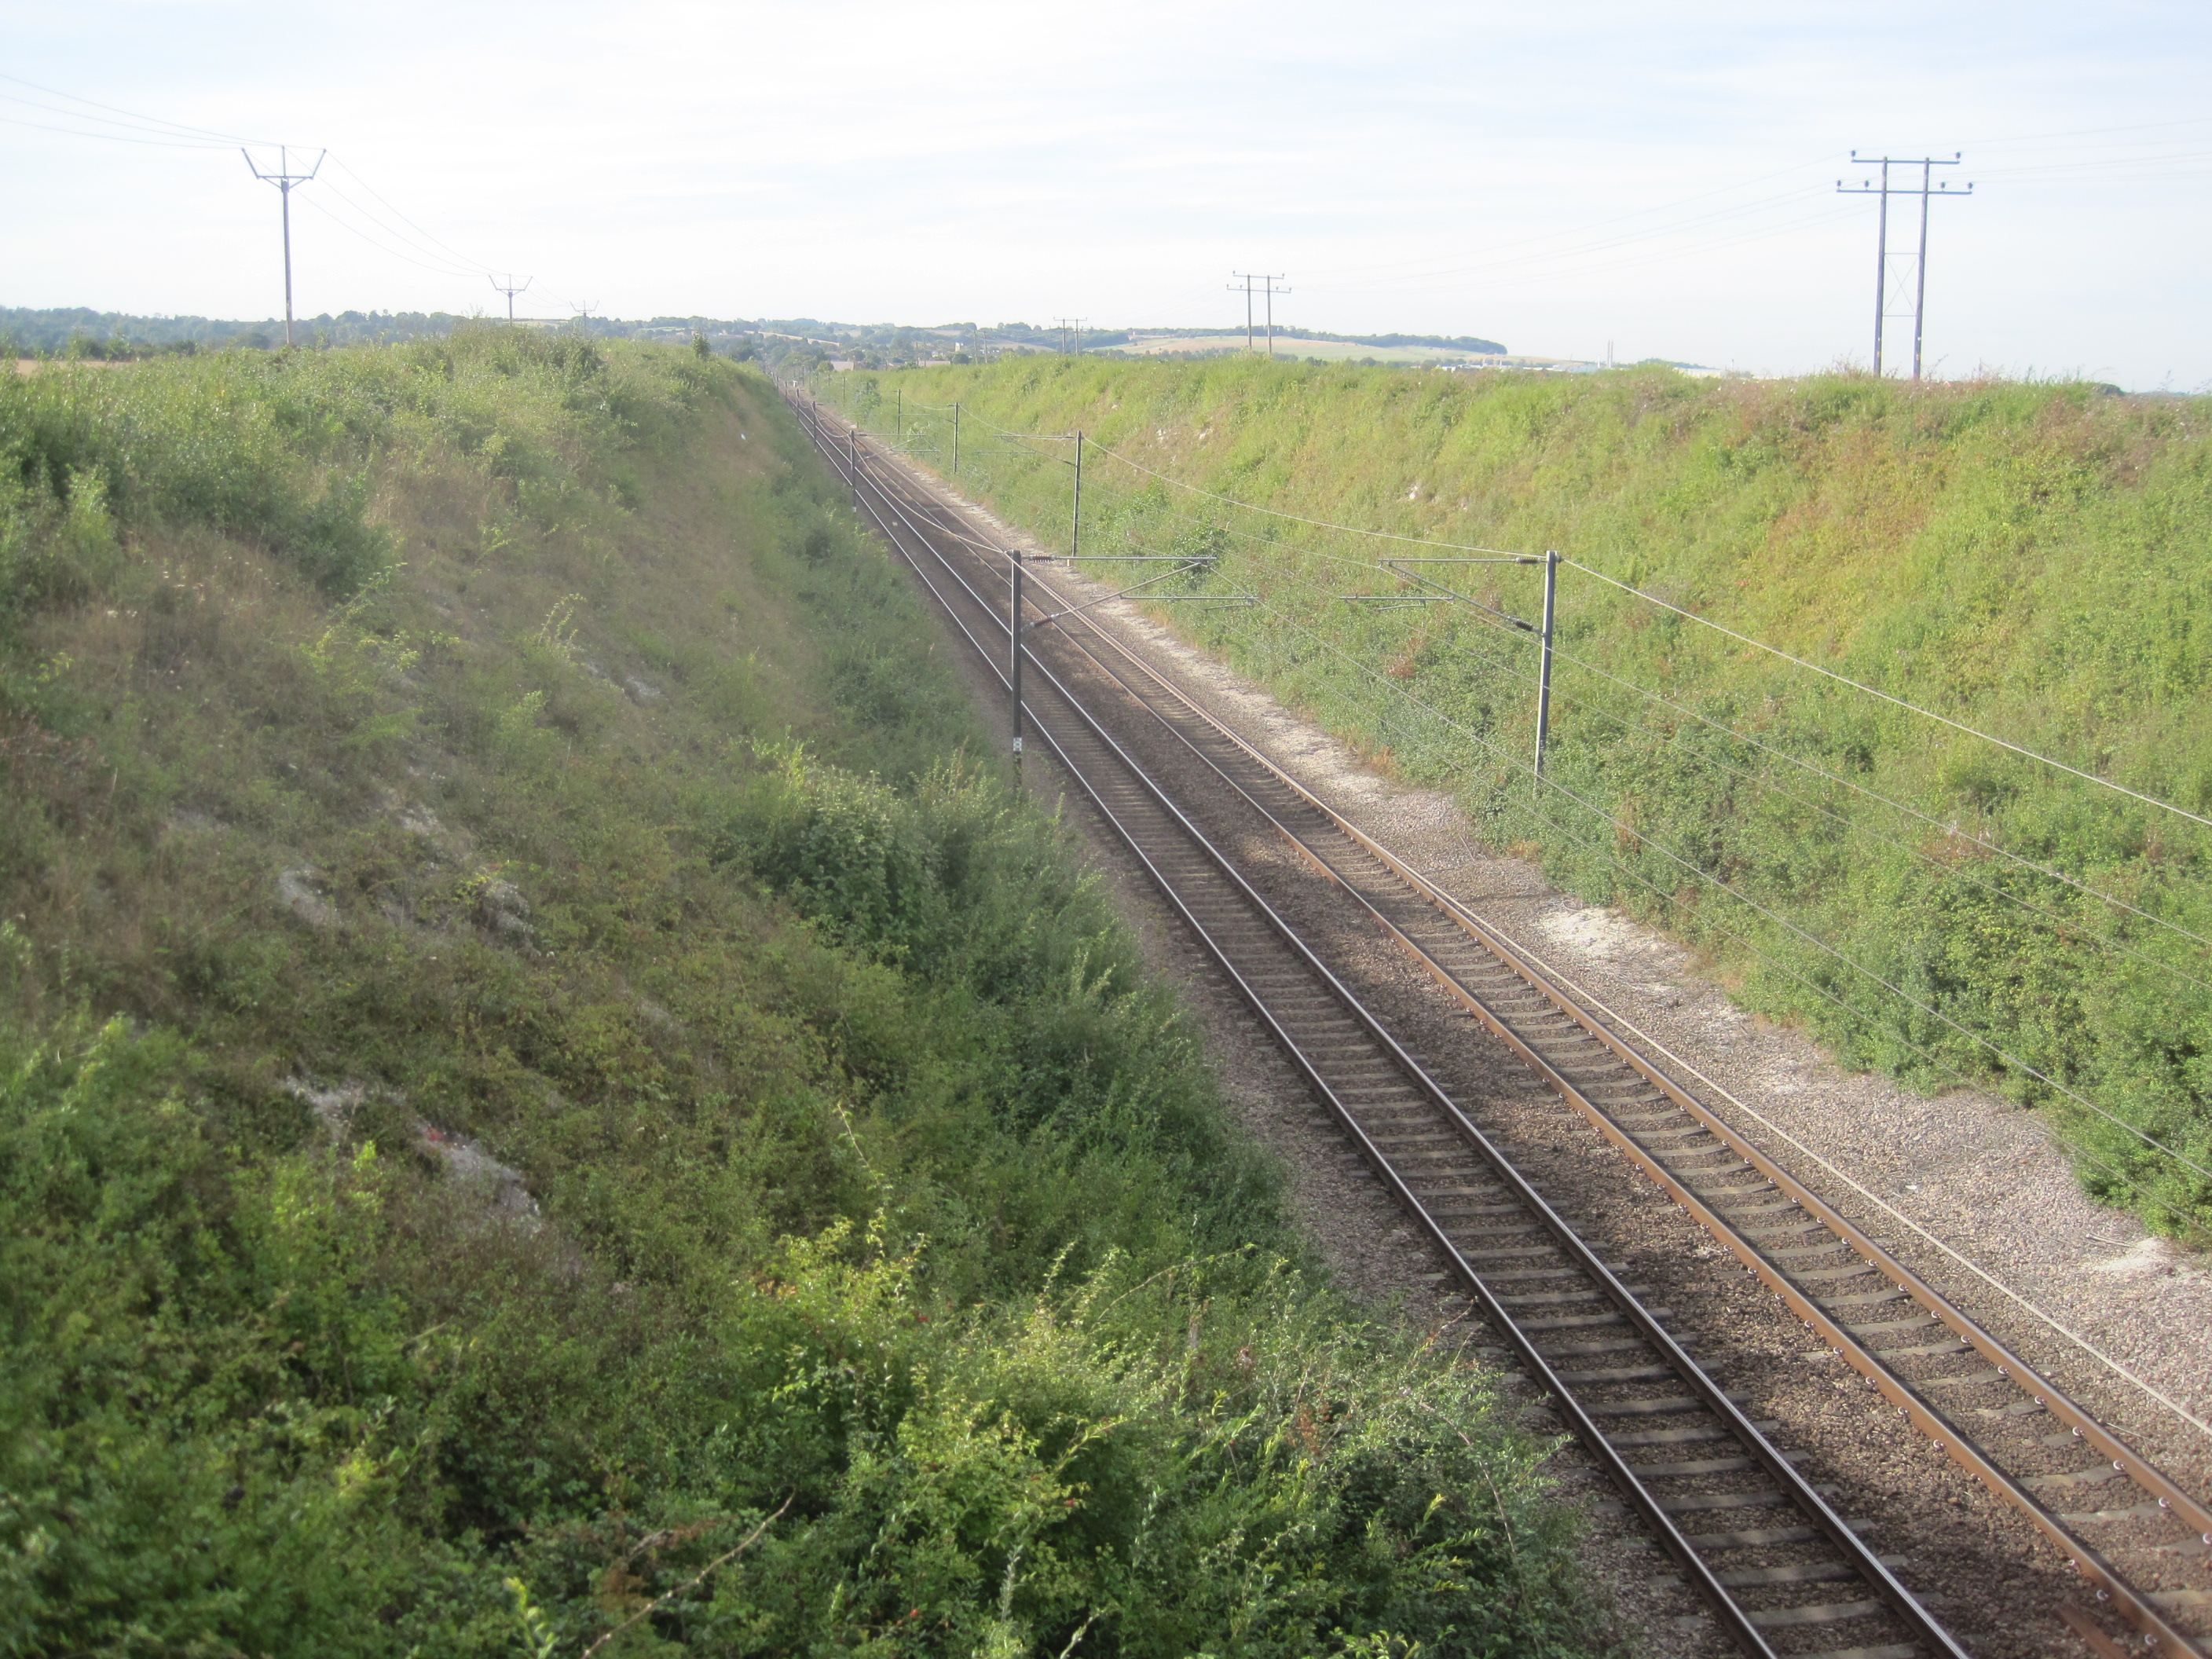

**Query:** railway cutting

left=782, top=384, right=2212, bottom=1659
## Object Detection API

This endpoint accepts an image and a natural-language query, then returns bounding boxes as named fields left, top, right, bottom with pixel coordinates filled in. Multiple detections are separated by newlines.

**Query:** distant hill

left=1, top=307, right=1508, bottom=371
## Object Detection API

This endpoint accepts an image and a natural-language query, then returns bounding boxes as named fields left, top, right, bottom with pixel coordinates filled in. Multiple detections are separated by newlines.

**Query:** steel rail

left=830, top=408, right=2212, bottom=1659
left=782, top=386, right=1978, bottom=1658
left=985, top=529, right=2212, bottom=1659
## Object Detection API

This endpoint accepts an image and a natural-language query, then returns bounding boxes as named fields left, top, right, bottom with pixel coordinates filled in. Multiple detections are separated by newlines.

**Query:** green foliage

left=0, top=342, right=1607, bottom=1654
left=851, top=357, right=2212, bottom=1236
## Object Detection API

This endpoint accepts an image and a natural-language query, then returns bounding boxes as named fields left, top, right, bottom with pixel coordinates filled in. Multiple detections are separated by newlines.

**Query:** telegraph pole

left=1071, top=434, right=1083, bottom=560
left=1837, top=153, right=1972, bottom=379
left=1009, top=554, right=1026, bottom=768
left=491, top=275, right=533, bottom=320
left=1533, top=551, right=1558, bottom=791
left=241, top=146, right=324, bottom=347
left=1053, top=317, right=1087, bottom=356
left=1228, top=273, right=1287, bottom=354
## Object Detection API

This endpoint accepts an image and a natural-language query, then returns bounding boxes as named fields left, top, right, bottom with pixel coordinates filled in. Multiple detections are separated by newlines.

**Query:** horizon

left=9, top=303, right=2186, bottom=387
left=7, top=2, right=2209, bottom=391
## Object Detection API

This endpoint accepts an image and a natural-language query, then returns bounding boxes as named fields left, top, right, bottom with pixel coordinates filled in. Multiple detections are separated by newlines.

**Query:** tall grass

left=0, top=337, right=1611, bottom=1655
left=844, top=356, right=2212, bottom=1236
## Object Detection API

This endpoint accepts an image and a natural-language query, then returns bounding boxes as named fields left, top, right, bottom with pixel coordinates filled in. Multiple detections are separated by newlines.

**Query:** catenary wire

left=1190, top=545, right=2212, bottom=993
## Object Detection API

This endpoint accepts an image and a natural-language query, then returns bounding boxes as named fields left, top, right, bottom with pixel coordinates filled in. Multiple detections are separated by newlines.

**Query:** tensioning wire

left=1137, top=559, right=2212, bottom=1185
left=840, top=399, right=2212, bottom=1443
left=1064, top=464, right=2212, bottom=969
left=1562, top=556, right=2212, bottom=834
left=1079, top=433, right=2212, bottom=833
left=1029, top=434, right=2212, bottom=932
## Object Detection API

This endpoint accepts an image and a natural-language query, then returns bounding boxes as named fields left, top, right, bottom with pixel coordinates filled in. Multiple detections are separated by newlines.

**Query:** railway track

left=782, top=385, right=2212, bottom=1659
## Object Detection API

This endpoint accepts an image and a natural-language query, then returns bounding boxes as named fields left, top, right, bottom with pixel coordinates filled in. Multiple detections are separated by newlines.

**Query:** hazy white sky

left=6, top=0, right=2210, bottom=386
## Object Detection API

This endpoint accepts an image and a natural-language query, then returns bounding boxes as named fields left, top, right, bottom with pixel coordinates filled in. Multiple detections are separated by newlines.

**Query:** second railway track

left=784, top=386, right=2212, bottom=1659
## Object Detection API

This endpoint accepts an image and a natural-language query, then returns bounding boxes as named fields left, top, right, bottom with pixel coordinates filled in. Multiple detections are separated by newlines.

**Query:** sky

left=5, top=0, right=2210, bottom=388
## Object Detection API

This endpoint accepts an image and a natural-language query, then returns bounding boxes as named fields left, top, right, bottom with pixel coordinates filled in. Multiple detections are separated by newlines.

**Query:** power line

left=0, top=113, right=236, bottom=150
left=295, top=193, right=494, bottom=283
left=324, top=157, right=503, bottom=275
left=0, top=72, right=270, bottom=146
left=1836, top=152, right=1974, bottom=379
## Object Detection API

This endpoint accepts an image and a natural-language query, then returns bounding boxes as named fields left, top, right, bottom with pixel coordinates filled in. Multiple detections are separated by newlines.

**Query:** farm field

left=1105, top=331, right=1595, bottom=368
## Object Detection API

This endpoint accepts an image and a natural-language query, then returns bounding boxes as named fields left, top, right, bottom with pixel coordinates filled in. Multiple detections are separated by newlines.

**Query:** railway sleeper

left=830, top=447, right=2210, bottom=1659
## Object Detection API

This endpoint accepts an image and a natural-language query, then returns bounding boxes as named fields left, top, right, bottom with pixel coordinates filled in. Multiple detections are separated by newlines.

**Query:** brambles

left=863, top=356, right=2212, bottom=1235
left=0, top=339, right=1606, bottom=1654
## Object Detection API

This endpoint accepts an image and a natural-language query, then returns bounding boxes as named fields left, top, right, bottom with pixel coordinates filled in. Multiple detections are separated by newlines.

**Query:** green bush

left=852, top=357, right=2212, bottom=1236
left=0, top=342, right=1608, bottom=1654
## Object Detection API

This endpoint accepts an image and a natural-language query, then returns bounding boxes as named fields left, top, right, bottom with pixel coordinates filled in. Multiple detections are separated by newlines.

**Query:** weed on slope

left=0, top=333, right=1610, bottom=1657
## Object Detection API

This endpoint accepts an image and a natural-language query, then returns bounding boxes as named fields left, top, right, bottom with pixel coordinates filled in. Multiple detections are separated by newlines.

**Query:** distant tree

left=692, top=329, right=712, bottom=359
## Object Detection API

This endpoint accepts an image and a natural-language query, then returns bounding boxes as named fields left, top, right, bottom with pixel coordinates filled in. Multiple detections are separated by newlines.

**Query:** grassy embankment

left=839, top=357, right=2212, bottom=1236
left=0, top=335, right=1610, bottom=1656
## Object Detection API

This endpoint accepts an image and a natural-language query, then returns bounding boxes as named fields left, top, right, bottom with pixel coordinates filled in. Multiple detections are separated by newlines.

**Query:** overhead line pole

left=1010, top=553, right=1026, bottom=768
left=241, top=145, right=325, bottom=348
left=1534, top=550, right=1558, bottom=791
left=1229, top=273, right=1287, bottom=355
left=1837, top=153, right=1972, bottom=379
left=491, top=274, right=533, bottom=321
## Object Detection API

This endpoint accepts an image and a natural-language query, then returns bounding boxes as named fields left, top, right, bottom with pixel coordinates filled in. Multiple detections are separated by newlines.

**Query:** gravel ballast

left=847, top=423, right=2212, bottom=1657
